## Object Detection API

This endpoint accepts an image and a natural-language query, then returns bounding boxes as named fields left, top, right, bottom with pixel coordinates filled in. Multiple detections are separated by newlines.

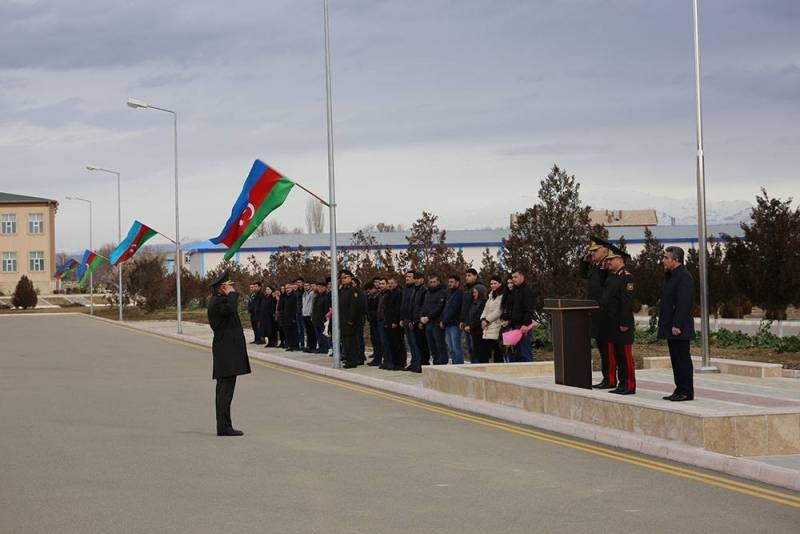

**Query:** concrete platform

left=422, top=363, right=800, bottom=457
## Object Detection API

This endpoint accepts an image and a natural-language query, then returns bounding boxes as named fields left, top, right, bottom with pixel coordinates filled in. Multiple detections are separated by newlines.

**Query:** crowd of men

left=244, top=268, right=539, bottom=372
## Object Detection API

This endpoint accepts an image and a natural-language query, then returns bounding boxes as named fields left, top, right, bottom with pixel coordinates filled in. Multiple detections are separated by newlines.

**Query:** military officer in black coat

left=658, top=246, right=696, bottom=401
left=581, top=236, right=613, bottom=388
left=338, top=269, right=363, bottom=368
left=208, top=270, right=252, bottom=436
left=600, top=245, right=637, bottom=395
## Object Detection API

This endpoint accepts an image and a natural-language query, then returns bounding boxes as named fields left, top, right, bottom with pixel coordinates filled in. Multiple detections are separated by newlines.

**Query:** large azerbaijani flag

left=110, top=220, right=157, bottom=265
left=53, top=258, right=79, bottom=280
left=210, top=159, right=295, bottom=261
left=76, top=249, right=103, bottom=285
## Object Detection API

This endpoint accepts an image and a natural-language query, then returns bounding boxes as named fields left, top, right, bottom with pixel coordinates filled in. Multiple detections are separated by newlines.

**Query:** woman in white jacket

left=479, top=276, right=505, bottom=363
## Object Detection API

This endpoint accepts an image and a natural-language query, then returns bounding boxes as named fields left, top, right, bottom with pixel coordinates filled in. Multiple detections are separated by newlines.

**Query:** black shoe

left=609, top=387, right=633, bottom=395
left=217, top=428, right=244, bottom=436
left=662, top=393, right=676, bottom=401
left=670, top=393, right=694, bottom=402
left=593, top=380, right=614, bottom=389
left=409, top=367, right=422, bottom=373
left=342, top=362, right=358, bottom=369
left=367, top=360, right=380, bottom=367
left=249, top=341, right=258, bottom=344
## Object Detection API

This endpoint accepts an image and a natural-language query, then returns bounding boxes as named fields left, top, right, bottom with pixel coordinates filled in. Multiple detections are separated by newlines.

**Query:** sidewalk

left=120, top=318, right=800, bottom=492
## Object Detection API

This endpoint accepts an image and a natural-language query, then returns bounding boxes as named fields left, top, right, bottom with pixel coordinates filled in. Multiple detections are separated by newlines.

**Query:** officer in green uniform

left=581, top=235, right=613, bottom=388
left=337, top=269, right=363, bottom=368
left=599, top=244, right=636, bottom=395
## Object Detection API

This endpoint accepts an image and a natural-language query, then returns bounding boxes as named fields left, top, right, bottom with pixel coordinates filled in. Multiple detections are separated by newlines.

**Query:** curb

left=95, top=315, right=800, bottom=493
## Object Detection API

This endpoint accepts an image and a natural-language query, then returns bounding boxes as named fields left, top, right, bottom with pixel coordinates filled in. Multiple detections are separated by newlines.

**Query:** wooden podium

left=543, top=298, right=598, bottom=389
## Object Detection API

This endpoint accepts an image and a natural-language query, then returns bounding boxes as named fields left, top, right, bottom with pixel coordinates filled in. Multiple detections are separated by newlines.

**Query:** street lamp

left=127, top=97, right=182, bottom=334
left=86, top=165, right=123, bottom=322
left=65, top=196, right=93, bottom=316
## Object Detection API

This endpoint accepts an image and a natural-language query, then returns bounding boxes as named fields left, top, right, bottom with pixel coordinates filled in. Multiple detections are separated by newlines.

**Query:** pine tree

left=630, top=227, right=664, bottom=312
left=734, top=189, right=800, bottom=320
left=502, top=165, right=592, bottom=306
left=12, top=275, right=38, bottom=309
left=478, top=248, right=501, bottom=281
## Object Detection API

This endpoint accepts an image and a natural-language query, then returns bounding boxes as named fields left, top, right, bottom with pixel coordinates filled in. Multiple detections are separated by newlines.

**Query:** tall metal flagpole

left=692, top=0, right=716, bottom=372
left=324, top=0, right=341, bottom=369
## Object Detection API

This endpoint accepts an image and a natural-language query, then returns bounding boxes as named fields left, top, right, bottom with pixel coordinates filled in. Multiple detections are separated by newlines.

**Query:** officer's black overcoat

left=208, top=292, right=252, bottom=379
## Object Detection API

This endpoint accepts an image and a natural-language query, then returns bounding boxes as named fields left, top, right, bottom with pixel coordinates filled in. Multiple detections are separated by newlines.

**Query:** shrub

left=12, top=275, right=38, bottom=309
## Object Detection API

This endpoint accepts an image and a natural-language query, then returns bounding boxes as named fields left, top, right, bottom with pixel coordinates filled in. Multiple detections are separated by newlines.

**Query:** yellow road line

left=250, top=359, right=800, bottom=509
left=92, top=318, right=800, bottom=508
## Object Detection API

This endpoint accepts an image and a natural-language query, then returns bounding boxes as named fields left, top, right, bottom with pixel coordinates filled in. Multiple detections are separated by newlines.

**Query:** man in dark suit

left=207, top=270, right=252, bottom=436
left=658, top=246, right=696, bottom=402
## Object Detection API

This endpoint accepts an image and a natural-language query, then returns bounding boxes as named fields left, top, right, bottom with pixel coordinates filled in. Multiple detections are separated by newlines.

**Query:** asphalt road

left=1, top=315, right=797, bottom=533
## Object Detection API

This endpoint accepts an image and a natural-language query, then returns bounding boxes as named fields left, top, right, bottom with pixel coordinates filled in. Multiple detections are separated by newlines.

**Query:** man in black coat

left=383, top=276, right=406, bottom=370
left=600, top=245, right=637, bottom=395
left=279, top=283, right=300, bottom=351
left=338, top=270, right=363, bottom=368
left=409, top=272, right=430, bottom=371
left=503, top=268, right=537, bottom=362
left=581, top=236, right=612, bottom=388
left=419, top=275, right=448, bottom=365
left=658, top=246, right=696, bottom=402
left=247, top=281, right=264, bottom=344
left=207, top=270, right=251, bottom=436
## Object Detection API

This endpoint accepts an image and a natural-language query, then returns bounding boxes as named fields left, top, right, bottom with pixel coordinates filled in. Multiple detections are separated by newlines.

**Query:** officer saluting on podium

left=581, top=235, right=613, bottom=389
left=599, top=244, right=637, bottom=395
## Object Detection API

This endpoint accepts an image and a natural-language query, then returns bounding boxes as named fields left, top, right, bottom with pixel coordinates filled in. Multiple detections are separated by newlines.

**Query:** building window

left=1, top=214, right=16, bottom=234
left=28, top=213, right=44, bottom=234
left=29, top=251, right=45, bottom=272
left=2, top=252, right=17, bottom=272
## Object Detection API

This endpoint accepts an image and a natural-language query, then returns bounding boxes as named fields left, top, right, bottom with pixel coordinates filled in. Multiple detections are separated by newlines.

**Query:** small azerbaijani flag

left=76, top=249, right=103, bottom=285
left=210, top=160, right=295, bottom=261
left=110, top=220, right=158, bottom=265
left=53, top=258, right=79, bottom=280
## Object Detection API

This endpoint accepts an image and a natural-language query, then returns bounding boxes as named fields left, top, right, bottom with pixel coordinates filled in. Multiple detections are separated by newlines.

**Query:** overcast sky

left=1, top=0, right=798, bottom=252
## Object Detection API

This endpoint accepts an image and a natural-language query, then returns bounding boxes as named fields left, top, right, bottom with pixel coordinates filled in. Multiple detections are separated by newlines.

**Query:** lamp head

left=126, top=98, right=149, bottom=109
left=86, top=165, right=98, bottom=171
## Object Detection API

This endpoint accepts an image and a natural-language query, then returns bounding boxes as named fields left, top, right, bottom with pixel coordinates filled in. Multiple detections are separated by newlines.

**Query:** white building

left=181, top=224, right=745, bottom=278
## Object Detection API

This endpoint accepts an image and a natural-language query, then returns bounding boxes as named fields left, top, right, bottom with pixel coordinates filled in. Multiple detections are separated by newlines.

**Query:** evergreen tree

left=630, top=226, right=664, bottom=313
left=733, top=189, right=800, bottom=319
left=12, top=275, right=37, bottom=309
left=502, top=165, right=592, bottom=307
left=400, top=211, right=471, bottom=276
left=478, top=248, right=501, bottom=282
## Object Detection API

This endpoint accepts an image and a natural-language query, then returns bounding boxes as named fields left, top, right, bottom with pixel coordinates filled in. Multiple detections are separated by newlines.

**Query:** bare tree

left=305, top=198, right=325, bottom=234
left=254, top=219, right=289, bottom=237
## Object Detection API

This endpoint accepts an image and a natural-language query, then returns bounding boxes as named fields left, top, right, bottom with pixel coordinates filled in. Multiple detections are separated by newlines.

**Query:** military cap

left=605, top=243, right=630, bottom=261
left=209, top=268, right=233, bottom=288
left=339, top=269, right=355, bottom=278
left=588, top=235, right=612, bottom=251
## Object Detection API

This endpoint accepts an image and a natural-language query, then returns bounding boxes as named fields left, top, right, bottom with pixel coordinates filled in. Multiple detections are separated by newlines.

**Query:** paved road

left=1, top=315, right=797, bottom=533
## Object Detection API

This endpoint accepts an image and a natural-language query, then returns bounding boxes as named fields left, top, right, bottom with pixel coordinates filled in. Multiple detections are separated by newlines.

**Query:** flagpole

left=293, top=181, right=331, bottom=207
left=323, top=0, right=341, bottom=369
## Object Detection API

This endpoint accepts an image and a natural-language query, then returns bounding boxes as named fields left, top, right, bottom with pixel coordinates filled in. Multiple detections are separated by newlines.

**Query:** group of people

left=582, top=236, right=696, bottom=401
left=243, top=267, right=540, bottom=372
left=245, top=278, right=332, bottom=355
left=336, top=267, right=538, bottom=370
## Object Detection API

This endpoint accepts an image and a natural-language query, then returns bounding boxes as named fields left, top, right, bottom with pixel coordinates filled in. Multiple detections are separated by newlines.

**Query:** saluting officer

left=207, top=269, right=252, bottom=436
left=581, top=235, right=613, bottom=389
left=599, top=244, right=637, bottom=395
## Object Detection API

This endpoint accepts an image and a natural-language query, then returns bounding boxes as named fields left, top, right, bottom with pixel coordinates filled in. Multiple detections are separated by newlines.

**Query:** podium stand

left=543, top=298, right=598, bottom=389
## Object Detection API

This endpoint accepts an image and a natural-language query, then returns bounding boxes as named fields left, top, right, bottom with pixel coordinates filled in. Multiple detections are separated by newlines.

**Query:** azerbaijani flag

left=53, top=258, right=79, bottom=280
left=76, top=249, right=103, bottom=285
left=210, top=159, right=295, bottom=261
left=110, top=220, right=157, bottom=265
